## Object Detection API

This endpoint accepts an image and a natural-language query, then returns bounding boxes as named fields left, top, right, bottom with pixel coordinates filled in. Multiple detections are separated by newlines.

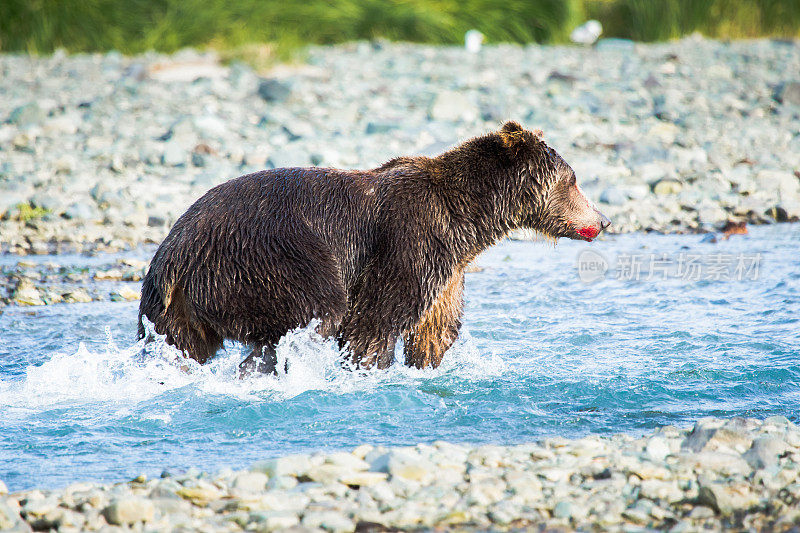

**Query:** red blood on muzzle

left=577, top=226, right=599, bottom=240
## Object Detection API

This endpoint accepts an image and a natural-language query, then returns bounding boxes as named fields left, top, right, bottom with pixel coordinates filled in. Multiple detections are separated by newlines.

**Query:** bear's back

left=153, top=167, right=382, bottom=293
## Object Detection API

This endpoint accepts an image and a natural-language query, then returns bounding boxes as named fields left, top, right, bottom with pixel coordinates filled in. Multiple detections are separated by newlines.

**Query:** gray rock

left=7, top=103, right=46, bottom=126
left=682, top=420, right=752, bottom=454
left=250, top=510, right=300, bottom=530
left=194, top=115, right=228, bottom=139
left=13, top=280, right=44, bottom=306
left=0, top=500, right=27, bottom=531
left=162, top=140, right=186, bottom=166
left=639, top=479, right=683, bottom=503
left=480, top=103, right=507, bottom=122
left=763, top=415, right=792, bottom=427
left=488, top=500, right=520, bottom=525
left=743, top=435, right=789, bottom=469
left=595, top=38, right=635, bottom=51
left=774, top=81, right=800, bottom=106
left=102, top=498, right=155, bottom=525
left=652, top=178, right=683, bottom=195
left=258, top=78, right=292, bottom=103
left=252, top=454, right=312, bottom=478
left=0, top=188, right=29, bottom=219
left=644, top=436, right=671, bottom=461
left=688, top=505, right=715, bottom=519
left=698, top=483, right=759, bottom=515
left=552, top=500, right=579, bottom=519
left=301, top=510, right=355, bottom=533
left=429, top=91, right=479, bottom=122
left=147, top=214, right=167, bottom=227
left=63, top=202, right=97, bottom=221
left=269, top=149, right=309, bottom=169
left=191, top=151, right=208, bottom=167
left=697, top=206, right=728, bottom=225
left=29, top=193, right=66, bottom=214
left=267, top=475, right=299, bottom=490
left=231, top=471, right=268, bottom=492
left=599, top=187, right=628, bottom=206
left=365, top=121, right=399, bottom=135
left=675, top=451, right=751, bottom=477
left=63, top=288, right=93, bottom=303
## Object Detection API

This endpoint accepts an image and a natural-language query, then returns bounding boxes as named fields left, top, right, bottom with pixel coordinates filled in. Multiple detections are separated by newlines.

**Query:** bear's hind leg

left=238, top=344, right=278, bottom=378
left=170, top=322, right=223, bottom=365
left=403, top=269, right=464, bottom=369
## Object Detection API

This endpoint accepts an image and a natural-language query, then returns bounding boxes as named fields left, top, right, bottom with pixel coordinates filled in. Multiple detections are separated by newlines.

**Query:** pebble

left=2, top=417, right=797, bottom=531
left=257, top=78, right=292, bottom=103
left=231, top=472, right=269, bottom=492
left=743, top=435, right=789, bottom=469
left=251, top=510, right=299, bottom=530
left=774, top=81, right=800, bottom=106
left=110, top=285, right=140, bottom=301
left=698, top=482, right=759, bottom=515
left=645, top=436, right=671, bottom=461
left=429, top=91, right=479, bottom=122
left=301, top=511, right=355, bottom=533
left=162, top=140, right=186, bottom=166
left=63, top=288, right=93, bottom=303
left=252, top=454, right=313, bottom=478
left=1, top=38, right=799, bottom=256
left=599, top=186, right=629, bottom=206
left=12, top=280, right=44, bottom=306
left=653, top=178, right=683, bottom=196
left=102, top=497, right=155, bottom=525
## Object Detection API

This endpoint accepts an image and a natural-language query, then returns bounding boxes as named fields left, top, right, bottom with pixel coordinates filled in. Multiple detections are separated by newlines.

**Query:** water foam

left=0, top=319, right=508, bottom=415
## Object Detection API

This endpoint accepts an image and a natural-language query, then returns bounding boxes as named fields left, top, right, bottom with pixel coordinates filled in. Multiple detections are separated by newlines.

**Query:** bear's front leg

left=338, top=328, right=397, bottom=369
left=403, top=269, right=464, bottom=369
left=339, top=244, right=458, bottom=370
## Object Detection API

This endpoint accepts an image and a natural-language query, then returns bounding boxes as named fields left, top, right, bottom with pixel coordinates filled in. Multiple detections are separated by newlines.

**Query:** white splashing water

left=0, top=318, right=508, bottom=414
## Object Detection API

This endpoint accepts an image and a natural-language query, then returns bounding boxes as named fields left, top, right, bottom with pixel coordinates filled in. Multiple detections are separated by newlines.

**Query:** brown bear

left=138, top=121, right=610, bottom=374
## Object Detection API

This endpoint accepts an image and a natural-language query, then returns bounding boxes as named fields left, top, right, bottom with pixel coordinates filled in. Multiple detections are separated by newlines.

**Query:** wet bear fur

left=138, top=121, right=607, bottom=372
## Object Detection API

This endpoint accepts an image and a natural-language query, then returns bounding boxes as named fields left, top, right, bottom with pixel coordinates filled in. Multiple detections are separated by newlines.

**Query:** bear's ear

left=500, top=121, right=524, bottom=134
left=499, top=121, right=525, bottom=148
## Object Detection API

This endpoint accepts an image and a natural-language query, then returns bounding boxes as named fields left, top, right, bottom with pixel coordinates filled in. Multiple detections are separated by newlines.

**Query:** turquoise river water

left=1, top=224, right=798, bottom=491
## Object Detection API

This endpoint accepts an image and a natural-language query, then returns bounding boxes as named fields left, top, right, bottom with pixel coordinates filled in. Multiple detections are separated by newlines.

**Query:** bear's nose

left=599, top=213, right=611, bottom=231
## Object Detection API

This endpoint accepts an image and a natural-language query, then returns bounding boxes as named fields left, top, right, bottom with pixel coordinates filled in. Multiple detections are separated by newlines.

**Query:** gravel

left=1, top=36, right=799, bottom=256
left=0, top=256, right=150, bottom=307
left=2, top=417, right=799, bottom=531
left=1, top=39, right=799, bottom=530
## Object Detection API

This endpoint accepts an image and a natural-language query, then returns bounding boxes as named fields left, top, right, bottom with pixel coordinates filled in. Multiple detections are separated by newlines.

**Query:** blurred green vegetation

left=1, top=0, right=798, bottom=59
left=586, top=0, right=800, bottom=42
left=15, top=203, right=49, bottom=222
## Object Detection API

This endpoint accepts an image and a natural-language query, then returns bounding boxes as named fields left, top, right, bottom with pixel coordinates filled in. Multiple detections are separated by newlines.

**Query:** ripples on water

left=1, top=225, right=798, bottom=490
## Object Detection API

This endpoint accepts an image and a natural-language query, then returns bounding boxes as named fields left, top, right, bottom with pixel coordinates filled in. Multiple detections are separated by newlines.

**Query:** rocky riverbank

left=0, top=255, right=150, bottom=306
left=1, top=36, right=800, bottom=256
left=1, top=416, right=798, bottom=531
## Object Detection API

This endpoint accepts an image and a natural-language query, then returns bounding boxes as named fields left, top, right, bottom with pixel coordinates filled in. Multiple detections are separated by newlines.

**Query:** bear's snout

left=576, top=211, right=611, bottom=241
left=599, top=212, right=611, bottom=231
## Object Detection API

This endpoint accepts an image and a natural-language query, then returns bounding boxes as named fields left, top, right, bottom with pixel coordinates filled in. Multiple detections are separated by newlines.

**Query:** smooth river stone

left=103, top=497, right=155, bottom=525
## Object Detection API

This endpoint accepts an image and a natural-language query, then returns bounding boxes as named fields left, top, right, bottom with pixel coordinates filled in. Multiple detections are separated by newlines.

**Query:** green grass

left=16, top=203, right=49, bottom=222
left=0, top=0, right=798, bottom=60
left=0, top=0, right=579, bottom=58
left=585, top=0, right=800, bottom=42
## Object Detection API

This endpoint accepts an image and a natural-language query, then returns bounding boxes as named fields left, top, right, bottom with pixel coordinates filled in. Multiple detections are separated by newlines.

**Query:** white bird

left=570, top=20, right=603, bottom=45
left=464, top=30, right=484, bottom=54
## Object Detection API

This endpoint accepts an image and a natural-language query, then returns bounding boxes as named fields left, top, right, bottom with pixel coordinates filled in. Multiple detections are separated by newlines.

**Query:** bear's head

left=498, top=121, right=610, bottom=242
